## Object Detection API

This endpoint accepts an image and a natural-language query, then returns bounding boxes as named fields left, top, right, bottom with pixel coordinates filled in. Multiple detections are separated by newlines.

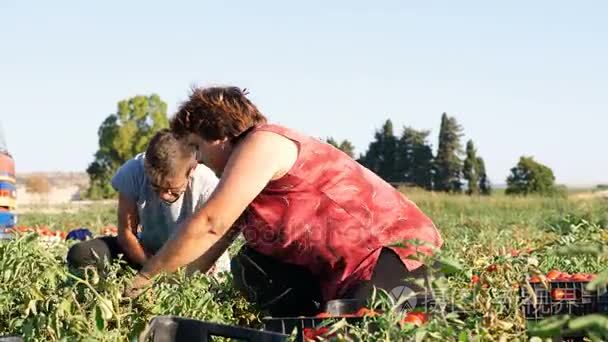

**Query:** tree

left=325, top=137, right=355, bottom=158
left=86, top=94, right=169, bottom=199
left=396, top=127, right=434, bottom=190
left=326, top=137, right=339, bottom=148
left=477, top=157, right=492, bottom=195
left=433, top=113, right=464, bottom=193
left=506, top=156, right=556, bottom=196
left=25, top=174, right=51, bottom=194
left=463, top=140, right=480, bottom=195
left=359, top=119, right=400, bottom=182
left=338, top=140, right=355, bottom=159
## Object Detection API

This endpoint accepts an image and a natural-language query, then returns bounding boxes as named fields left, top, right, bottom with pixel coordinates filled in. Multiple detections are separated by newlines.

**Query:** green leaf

left=98, top=298, right=113, bottom=320
left=557, top=244, right=602, bottom=256
left=415, top=329, right=427, bottom=342
left=58, top=299, right=71, bottom=317
left=528, top=315, right=570, bottom=337
left=25, top=299, right=37, bottom=316
left=458, top=331, right=469, bottom=342
left=586, top=269, right=608, bottom=291
left=568, top=314, right=608, bottom=331
left=90, top=269, right=100, bottom=285
left=3, top=269, right=12, bottom=283
left=29, top=287, right=44, bottom=300
left=95, top=305, right=105, bottom=332
left=435, top=256, right=464, bottom=275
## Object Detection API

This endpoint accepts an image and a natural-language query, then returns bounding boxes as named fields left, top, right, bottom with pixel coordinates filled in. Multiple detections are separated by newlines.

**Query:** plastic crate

left=263, top=315, right=365, bottom=342
left=262, top=299, right=370, bottom=341
left=262, top=297, right=442, bottom=341
left=140, top=316, right=289, bottom=342
left=0, top=336, right=23, bottom=342
left=520, top=280, right=608, bottom=320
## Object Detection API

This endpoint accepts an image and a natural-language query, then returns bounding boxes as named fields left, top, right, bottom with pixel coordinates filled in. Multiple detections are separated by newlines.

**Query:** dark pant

left=66, top=236, right=141, bottom=272
left=343, top=248, right=431, bottom=312
left=230, top=246, right=431, bottom=317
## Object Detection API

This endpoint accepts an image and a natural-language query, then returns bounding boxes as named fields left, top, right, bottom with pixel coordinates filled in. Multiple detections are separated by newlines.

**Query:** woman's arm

left=138, top=130, right=298, bottom=278
left=185, top=224, right=240, bottom=275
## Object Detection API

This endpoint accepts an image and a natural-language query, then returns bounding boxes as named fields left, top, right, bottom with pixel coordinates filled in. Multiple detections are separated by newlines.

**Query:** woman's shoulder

left=251, top=123, right=304, bottom=138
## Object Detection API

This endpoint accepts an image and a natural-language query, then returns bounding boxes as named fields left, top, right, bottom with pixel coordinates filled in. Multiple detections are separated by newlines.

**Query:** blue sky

left=1, top=0, right=606, bottom=186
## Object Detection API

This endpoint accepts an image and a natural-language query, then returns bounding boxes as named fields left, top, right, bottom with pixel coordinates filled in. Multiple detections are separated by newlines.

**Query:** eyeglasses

left=150, top=179, right=188, bottom=196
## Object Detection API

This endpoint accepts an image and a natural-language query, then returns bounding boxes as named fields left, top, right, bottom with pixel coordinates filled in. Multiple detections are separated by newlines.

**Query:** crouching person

left=67, top=129, right=230, bottom=276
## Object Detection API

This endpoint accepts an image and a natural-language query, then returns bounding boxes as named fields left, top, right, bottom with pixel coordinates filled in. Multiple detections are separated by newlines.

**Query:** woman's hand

left=123, top=272, right=152, bottom=299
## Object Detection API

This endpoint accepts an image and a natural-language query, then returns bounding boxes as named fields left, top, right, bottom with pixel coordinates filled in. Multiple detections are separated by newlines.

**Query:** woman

left=126, top=86, right=443, bottom=316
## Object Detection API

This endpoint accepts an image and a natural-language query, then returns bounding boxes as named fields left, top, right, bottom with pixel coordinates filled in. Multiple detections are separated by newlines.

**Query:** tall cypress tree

left=325, top=137, right=355, bottom=158
left=434, top=113, right=464, bottom=193
left=397, top=127, right=434, bottom=189
left=338, top=140, right=355, bottom=159
left=360, top=119, right=399, bottom=182
left=463, top=140, right=480, bottom=195
left=477, top=157, right=492, bottom=195
left=326, top=137, right=339, bottom=148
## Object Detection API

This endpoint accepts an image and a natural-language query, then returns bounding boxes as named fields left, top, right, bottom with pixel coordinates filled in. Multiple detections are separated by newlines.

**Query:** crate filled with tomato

left=1, top=225, right=67, bottom=244
left=263, top=299, right=430, bottom=341
left=521, top=270, right=608, bottom=320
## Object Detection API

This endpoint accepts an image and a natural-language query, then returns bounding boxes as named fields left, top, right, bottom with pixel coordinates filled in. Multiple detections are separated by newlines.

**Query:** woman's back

left=241, top=124, right=443, bottom=300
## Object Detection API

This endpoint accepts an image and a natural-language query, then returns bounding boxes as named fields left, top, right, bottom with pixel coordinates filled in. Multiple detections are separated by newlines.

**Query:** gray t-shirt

left=111, top=153, right=219, bottom=253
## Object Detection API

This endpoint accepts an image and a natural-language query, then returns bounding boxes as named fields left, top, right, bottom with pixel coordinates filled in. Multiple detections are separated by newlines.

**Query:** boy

left=67, top=129, right=229, bottom=275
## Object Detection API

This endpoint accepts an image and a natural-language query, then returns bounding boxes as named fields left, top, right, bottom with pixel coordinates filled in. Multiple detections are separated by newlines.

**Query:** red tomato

left=572, top=273, right=588, bottom=281
left=557, top=273, right=572, bottom=281
left=303, top=328, right=318, bottom=340
left=318, top=327, right=330, bottom=333
left=401, top=311, right=428, bottom=326
left=510, top=249, right=520, bottom=257
left=486, top=264, right=498, bottom=272
left=471, top=275, right=480, bottom=284
left=356, top=308, right=379, bottom=317
left=303, top=327, right=332, bottom=341
left=315, top=312, right=332, bottom=318
left=402, top=314, right=423, bottom=326
left=529, top=275, right=541, bottom=283
left=546, top=270, right=561, bottom=281
left=551, top=289, right=566, bottom=300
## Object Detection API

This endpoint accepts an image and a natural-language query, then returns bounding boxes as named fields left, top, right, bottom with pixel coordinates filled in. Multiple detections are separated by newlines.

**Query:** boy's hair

left=170, top=86, right=267, bottom=142
left=144, top=129, right=196, bottom=185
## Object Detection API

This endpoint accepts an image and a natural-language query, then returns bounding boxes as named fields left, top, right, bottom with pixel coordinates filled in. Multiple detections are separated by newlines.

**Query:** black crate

left=520, top=280, right=608, bottom=320
left=262, top=299, right=370, bottom=341
left=262, top=297, right=442, bottom=341
left=263, top=316, right=363, bottom=342
left=0, top=337, right=23, bottom=342
left=140, top=316, right=289, bottom=342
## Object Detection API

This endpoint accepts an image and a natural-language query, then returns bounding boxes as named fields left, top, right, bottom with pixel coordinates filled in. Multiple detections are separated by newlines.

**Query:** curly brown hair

left=144, top=129, right=196, bottom=185
left=170, top=86, right=267, bottom=142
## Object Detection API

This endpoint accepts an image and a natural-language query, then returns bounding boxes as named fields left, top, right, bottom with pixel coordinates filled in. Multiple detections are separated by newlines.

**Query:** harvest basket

left=521, top=279, right=608, bottom=320
left=139, top=315, right=289, bottom=342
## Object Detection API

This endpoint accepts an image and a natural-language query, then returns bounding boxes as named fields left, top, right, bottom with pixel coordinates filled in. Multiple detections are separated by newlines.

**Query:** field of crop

left=2, top=189, right=608, bottom=341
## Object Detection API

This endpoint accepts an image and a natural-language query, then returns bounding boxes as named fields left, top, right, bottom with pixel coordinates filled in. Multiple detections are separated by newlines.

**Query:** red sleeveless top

left=239, top=124, right=443, bottom=301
